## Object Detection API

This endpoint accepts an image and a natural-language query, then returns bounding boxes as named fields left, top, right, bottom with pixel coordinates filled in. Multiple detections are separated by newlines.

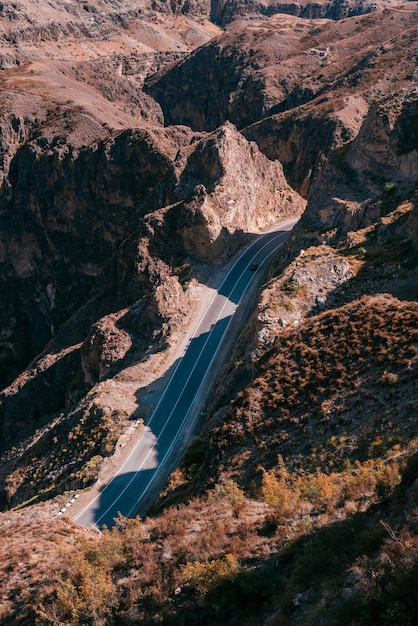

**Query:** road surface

left=75, top=218, right=297, bottom=528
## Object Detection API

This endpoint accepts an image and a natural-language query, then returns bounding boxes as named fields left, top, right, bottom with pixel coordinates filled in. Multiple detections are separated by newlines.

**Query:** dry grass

left=0, top=454, right=416, bottom=625
left=0, top=291, right=417, bottom=625
left=201, top=295, right=417, bottom=487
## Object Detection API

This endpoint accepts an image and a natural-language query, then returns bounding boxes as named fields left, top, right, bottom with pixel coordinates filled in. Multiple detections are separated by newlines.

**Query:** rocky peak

left=174, top=122, right=305, bottom=259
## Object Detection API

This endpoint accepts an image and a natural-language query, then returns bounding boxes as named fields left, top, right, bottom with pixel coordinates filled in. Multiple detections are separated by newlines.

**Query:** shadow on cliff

left=0, top=346, right=83, bottom=451
left=104, top=224, right=288, bottom=389
left=0, top=224, right=293, bottom=512
left=123, top=225, right=293, bottom=418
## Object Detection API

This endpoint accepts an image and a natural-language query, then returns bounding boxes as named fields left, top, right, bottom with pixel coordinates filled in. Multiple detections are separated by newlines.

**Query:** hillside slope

left=0, top=2, right=417, bottom=624
left=1, top=294, right=417, bottom=624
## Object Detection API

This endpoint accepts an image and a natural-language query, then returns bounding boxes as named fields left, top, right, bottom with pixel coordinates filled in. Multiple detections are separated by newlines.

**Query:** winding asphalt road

left=75, top=218, right=297, bottom=528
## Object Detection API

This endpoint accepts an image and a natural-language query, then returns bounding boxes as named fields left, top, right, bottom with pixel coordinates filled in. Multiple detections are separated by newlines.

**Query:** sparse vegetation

left=0, top=403, right=122, bottom=507
left=280, top=279, right=304, bottom=295
left=384, top=181, right=397, bottom=196
left=0, top=2, right=418, bottom=625
left=2, top=290, right=416, bottom=625
left=381, top=370, right=399, bottom=385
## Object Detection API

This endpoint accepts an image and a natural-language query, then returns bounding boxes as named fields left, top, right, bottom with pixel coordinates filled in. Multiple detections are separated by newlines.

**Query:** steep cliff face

left=0, top=93, right=42, bottom=185
left=303, top=88, right=418, bottom=234
left=0, top=124, right=181, bottom=390
left=175, top=122, right=305, bottom=258
left=146, top=15, right=314, bottom=131
left=148, top=7, right=418, bottom=196
left=210, top=0, right=403, bottom=25
left=249, top=10, right=418, bottom=187
left=399, top=196, right=418, bottom=249
left=244, top=100, right=366, bottom=196
left=156, top=10, right=394, bottom=122
left=0, top=113, right=304, bottom=396
left=0, top=117, right=304, bottom=505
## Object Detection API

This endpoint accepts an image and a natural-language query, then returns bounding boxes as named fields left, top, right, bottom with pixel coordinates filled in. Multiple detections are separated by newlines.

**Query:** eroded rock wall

left=0, top=126, right=179, bottom=389
left=210, top=0, right=403, bottom=25
left=304, top=88, right=418, bottom=234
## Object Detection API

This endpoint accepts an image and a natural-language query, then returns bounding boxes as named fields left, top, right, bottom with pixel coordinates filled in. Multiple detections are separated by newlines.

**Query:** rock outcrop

left=256, top=246, right=353, bottom=344
left=148, top=7, right=418, bottom=196
left=210, top=0, right=404, bottom=25
left=174, top=122, right=305, bottom=259
left=303, top=87, right=418, bottom=234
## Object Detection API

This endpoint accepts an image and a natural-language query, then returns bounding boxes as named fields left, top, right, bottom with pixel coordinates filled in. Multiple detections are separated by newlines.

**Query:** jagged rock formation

left=0, top=125, right=180, bottom=390
left=0, top=117, right=303, bottom=505
left=173, top=122, right=304, bottom=259
left=0, top=117, right=302, bottom=395
left=302, top=87, right=418, bottom=234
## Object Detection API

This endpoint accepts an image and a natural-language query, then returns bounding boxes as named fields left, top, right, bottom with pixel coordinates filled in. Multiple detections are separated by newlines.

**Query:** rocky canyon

left=0, top=0, right=417, bottom=624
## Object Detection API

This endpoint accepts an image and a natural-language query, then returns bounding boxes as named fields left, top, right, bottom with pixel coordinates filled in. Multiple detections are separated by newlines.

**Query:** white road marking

left=75, top=220, right=296, bottom=526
